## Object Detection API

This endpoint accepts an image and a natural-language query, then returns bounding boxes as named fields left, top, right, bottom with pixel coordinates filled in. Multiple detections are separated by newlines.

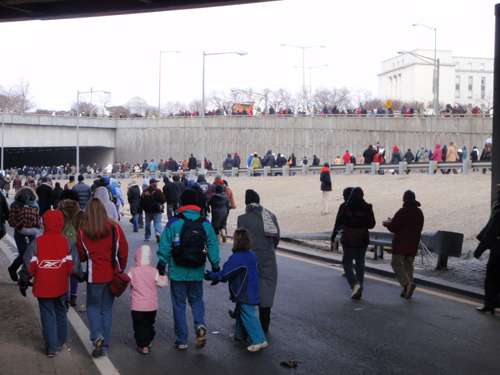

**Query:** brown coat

left=446, top=145, right=459, bottom=162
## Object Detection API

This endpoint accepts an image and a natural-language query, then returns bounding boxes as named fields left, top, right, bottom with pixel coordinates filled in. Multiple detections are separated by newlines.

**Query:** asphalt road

left=67, top=218, right=500, bottom=375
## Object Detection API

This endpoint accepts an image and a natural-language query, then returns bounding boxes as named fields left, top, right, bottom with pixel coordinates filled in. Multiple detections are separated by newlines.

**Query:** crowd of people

left=0, top=151, right=498, bottom=361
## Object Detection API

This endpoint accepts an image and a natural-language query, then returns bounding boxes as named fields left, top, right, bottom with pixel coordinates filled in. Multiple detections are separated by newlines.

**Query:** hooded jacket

left=111, top=180, right=125, bottom=207
left=20, top=210, right=82, bottom=298
left=93, top=187, right=119, bottom=220
left=262, top=150, right=275, bottom=167
left=207, top=189, right=230, bottom=228
left=208, top=249, right=260, bottom=305
left=386, top=200, right=424, bottom=255
left=431, top=143, right=442, bottom=162
left=127, top=183, right=141, bottom=215
left=338, top=198, right=376, bottom=247
left=233, top=153, right=241, bottom=168
left=76, top=221, right=129, bottom=283
left=223, top=154, right=234, bottom=169
left=127, top=245, right=168, bottom=311
left=9, top=187, right=41, bottom=231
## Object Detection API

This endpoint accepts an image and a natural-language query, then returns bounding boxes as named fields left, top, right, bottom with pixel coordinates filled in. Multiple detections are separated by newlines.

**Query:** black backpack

left=171, top=213, right=208, bottom=268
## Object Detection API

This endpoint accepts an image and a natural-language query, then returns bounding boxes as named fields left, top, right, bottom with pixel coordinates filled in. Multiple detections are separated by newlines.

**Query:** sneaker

left=172, top=340, right=188, bottom=350
left=92, top=337, right=104, bottom=357
left=70, top=295, right=77, bottom=306
left=229, top=333, right=245, bottom=343
left=46, top=351, right=59, bottom=358
left=144, top=238, right=150, bottom=242
left=195, top=325, right=207, bottom=349
left=405, top=283, right=417, bottom=299
left=156, top=233, right=161, bottom=244
left=351, top=284, right=363, bottom=300
left=228, top=309, right=236, bottom=319
left=139, top=347, right=148, bottom=354
left=8, top=265, right=18, bottom=282
left=221, top=228, right=227, bottom=243
left=247, top=341, right=268, bottom=352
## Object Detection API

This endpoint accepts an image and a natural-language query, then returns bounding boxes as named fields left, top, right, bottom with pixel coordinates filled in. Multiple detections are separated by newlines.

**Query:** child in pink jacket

left=127, top=245, right=168, bottom=354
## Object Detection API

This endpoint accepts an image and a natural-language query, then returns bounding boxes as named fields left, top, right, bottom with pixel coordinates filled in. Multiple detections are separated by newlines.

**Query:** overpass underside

left=1, top=146, right=114, bottom=169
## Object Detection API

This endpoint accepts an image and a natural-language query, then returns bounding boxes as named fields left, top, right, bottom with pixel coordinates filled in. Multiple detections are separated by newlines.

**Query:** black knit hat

left=245, top=189, right=260, bottom=205
left=180, top=189, right=198, bottom=206
left=61, top=190, right=80, bottom=202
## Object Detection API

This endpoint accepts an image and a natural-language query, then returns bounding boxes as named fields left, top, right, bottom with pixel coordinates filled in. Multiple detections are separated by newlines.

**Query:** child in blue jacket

left=205, top=227, right=267, bottom=352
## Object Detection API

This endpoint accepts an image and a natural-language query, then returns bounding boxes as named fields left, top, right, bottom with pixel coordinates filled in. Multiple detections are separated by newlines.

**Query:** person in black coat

left=320, top=163, right=332, bottom=215
left=163, top=176, right=183, bottom=219
left=127, top=179, right=141, bottom=232
left=51, top=182, right=64, bottom=209
left=188, top=154, right=197, bottom=170
left=0, top=190, right=9, bottom=239
left=233, top=153, right=241, bottom=168
left=168, top=157, right=178, bottom=172
left=36, top=177, right=53, bottom=217
left=207, top=184, right=230, bottom=243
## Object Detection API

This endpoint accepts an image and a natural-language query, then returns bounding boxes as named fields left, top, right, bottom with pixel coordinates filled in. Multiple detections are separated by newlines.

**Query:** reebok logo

left=39, top=260, right=63, bottom=268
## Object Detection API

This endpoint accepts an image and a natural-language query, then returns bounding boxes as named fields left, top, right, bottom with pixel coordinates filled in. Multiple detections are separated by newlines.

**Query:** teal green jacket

left=157, top=206, right=220, bottom=281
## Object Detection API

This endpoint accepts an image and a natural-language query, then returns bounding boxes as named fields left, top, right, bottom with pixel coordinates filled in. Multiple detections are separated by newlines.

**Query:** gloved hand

left=157, top=263, right=166, bottom=276
left=77, top=273, right=87, bottom=283
left=212, top=267, right=221, bottom=273
left=474, top=249, right=482, bottom=259
left=205, top=271, right=219, bottom=285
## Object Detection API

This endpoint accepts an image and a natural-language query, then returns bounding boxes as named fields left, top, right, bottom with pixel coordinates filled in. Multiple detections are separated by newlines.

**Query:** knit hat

left=324, top=162, right=330, bottom=167
left=78, top=175, right=84, bottom=181
left=215, top=185, right=223, bottom=194
left=349, top=186, right=364, bottom=201
left=180, top=189, right=198, bottom=206
left=131, top=179, right=138, bottom=186
left=142, top=179, right=148, bottom=186
left=403, top=190, right=416, bottom=201
left=215, top=173, right=222, bottom=181
left=61, top=190, right=80, bottom=202
left=245, top=189, right=260, bottom=205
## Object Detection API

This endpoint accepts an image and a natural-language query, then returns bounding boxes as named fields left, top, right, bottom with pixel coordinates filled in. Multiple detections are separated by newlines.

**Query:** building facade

left=378, top=49, right=493, bottom=110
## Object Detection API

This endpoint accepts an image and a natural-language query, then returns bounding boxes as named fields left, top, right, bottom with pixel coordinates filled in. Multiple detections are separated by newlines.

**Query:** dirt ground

left=216, top=172, right=491, bottom=252
left=118, top=172, right=492, bottom=253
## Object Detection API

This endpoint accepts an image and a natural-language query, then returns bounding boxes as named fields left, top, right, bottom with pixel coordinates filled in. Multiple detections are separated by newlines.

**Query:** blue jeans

left=11, top=230, right=36, bottom=271
left=145, top=213, right=162, bottom=240
left=86, top=282, right=115, bottom=355
left=342, top=245, right=367, bottom=288
left=132, top=213, right=139, bottom=232
left=38, top=294, right=68, bottom=355
left=170, top=281, right=205, bottom=345
left=65, top=276, right=79, bottom=299
left=234, top=303, right=266, bottom=345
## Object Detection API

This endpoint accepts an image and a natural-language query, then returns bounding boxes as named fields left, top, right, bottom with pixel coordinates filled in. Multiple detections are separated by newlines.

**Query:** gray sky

left=0, top=0, right=497, bottom=111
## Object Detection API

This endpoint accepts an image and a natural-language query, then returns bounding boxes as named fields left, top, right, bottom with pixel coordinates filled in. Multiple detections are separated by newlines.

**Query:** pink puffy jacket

left=127, top=245, right=168, bottom=312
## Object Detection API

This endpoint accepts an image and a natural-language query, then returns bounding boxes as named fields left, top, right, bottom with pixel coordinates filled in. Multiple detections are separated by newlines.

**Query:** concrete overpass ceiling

left=0, top=0, right=278, bottom=23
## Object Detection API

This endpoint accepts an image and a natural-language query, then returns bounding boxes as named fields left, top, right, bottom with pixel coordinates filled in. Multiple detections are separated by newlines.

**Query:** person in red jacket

left=342, top=150, right=351, bottom=164
left=77, top=198, right=129, bottom=357
left=383, top=190, right=424, bottom=299
left=19, top=209, right=83, bottom=357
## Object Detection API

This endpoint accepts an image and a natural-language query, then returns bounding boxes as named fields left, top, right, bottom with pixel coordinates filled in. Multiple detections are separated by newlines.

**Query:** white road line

left=1, top=233, right=118, bottom=375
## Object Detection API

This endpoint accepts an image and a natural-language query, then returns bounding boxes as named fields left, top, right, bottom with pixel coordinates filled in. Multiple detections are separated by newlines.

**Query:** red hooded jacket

left=20, top=210, right=81, bottom=298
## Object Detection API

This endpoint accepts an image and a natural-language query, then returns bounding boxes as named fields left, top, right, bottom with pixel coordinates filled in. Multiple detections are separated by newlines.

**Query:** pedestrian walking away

left=157, top=189, right=220, bottom=350
left=19, top=209, right=83, bottom=357
left=76, top=198, right=129, bottom=357
left=127, top=245, right=168, bottom=354
left=320, top=162, right=332, bottom=215
left=205, top=227, right=268, bottom=352
left=383, top=190, right=424, bottom=298
left=138, top=178, right=166, bottom=243
left=236, top=189, right=279, bottom=332
left=337, top=187, right=375, bottom=300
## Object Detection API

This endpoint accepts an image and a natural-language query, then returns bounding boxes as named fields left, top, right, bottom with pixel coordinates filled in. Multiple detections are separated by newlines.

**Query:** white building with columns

left=378, top=49, right=493, bottom=110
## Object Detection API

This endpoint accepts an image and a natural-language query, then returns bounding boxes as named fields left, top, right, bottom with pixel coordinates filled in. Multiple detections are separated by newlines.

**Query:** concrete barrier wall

left=115, top=116, right=492, bottom=166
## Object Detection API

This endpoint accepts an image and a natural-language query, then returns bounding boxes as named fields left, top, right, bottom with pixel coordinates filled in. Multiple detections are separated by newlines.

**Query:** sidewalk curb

left=276, top=242, right=484, bottom=301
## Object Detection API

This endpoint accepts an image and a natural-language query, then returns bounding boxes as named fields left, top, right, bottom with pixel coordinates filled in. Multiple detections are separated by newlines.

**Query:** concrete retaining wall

left=115, top=116, right=492, bottom=166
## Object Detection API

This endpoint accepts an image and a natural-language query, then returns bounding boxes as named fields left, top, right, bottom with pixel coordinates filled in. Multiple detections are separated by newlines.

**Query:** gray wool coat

left=237, top=205, right=279, bottom=308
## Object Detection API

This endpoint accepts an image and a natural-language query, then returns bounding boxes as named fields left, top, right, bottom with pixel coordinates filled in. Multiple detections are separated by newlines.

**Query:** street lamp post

left=294, top=64, right=328, bottom=108
left=201, top=51, right=247, bottom=173
left=230, top=89, right=268, bottom=116
left=280, top=44, right=326, bottom=111
left=159, top=50, right=181, bottom=118
left=398, top=50, right=439, bottom=113
left=76, top=89, right=111, bottom=170
left=413, top=23, right=439, bottom=111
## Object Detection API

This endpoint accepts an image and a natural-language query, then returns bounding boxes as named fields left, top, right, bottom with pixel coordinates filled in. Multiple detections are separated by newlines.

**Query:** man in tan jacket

left=445, top=141, right=459, bottom=174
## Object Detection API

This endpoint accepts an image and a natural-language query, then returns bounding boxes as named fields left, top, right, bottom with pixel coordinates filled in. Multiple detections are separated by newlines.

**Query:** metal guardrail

left=29, top=160, right=491, bottom=181
left=281, top=230, right=463, bottom=270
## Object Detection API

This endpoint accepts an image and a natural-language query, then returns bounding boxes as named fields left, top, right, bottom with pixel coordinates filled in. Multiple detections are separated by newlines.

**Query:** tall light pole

left=294, top=64, right=328, bottom=108
left=76, top=89, right=110, bottom=170
left=159, top=50, right=181, bottom=118
left=201, top=51, right=247, bottom=172
left=280, top=44, right=326, bottom=111
left=413, top=23, right=439, bottom=111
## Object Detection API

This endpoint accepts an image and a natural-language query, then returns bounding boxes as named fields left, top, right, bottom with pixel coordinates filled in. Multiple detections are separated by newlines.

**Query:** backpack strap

left=110, top=225, right=118, bottom=271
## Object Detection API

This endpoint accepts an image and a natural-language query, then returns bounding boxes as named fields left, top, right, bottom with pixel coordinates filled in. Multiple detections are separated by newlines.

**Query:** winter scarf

left=245, top=203, right=279, bottom=237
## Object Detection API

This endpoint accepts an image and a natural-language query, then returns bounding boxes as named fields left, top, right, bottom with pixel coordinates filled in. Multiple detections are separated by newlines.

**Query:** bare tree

left=15, top=78, right=35, bottom=113
left=268, top=88, right=294, bottom=110
left=475, top=91, right=493, bottom=111
left=207, top=90, right=229, bottom=109
left=188, top=99, right=202, bottom=114
left=71, top=101, right=99, bottom=117
left=95, top=93, right=113, bottom=116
